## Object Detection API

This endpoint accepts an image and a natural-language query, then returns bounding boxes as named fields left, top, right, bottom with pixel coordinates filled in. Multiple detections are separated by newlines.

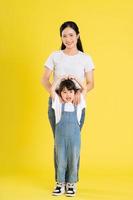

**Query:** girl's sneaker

left=65, top=183, right=76, bottom=197
left=52, top=182, right=65, bottom=196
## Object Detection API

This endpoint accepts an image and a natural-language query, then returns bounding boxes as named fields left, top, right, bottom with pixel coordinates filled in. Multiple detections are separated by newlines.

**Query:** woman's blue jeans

left=48, top=97, right=85, bottom=182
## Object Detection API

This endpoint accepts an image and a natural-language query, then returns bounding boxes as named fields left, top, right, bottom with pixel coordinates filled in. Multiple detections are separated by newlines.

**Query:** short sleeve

left=84, top=55, right=95, bottom=72
left=44, top=52, right=55, bottom=71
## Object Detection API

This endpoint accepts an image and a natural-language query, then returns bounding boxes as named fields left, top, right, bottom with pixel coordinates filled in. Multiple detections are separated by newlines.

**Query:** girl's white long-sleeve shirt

left=52, top=93, right=86, bottom=125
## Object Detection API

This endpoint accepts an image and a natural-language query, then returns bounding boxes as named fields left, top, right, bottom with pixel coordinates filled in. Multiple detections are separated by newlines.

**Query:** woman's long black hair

left=60, top=21, right=84, bottom=52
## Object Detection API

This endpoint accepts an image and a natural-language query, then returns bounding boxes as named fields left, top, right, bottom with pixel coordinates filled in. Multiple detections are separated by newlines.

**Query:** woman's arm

left=85, top=70, right=94, bottom=92
left=41, top=67, right=52, bottom=94
left=50, top=79, right=59, bottom=100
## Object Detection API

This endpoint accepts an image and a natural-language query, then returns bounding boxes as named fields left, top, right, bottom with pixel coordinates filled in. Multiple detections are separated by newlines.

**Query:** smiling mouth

left=66, top=42, right=73, bottom=45
left=66, top=98, right=72, bottom=101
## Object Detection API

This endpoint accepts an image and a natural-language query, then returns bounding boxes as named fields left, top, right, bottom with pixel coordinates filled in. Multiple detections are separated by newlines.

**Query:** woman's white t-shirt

left=44, top=50, right=94, bottom=82
left=52, top=93, right=86, bottom=125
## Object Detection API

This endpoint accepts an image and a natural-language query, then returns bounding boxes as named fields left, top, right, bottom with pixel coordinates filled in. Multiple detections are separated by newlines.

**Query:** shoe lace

left=56, top=182, right=64, bottom=188
left=67, top=183, right=75, bottom=189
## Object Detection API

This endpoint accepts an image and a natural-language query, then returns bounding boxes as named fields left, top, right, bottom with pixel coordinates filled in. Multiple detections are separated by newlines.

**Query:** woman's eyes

left=62, top=34, right=74, bottom=38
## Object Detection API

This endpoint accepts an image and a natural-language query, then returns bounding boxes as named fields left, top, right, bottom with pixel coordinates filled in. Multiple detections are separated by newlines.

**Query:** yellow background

left=0, top=0, right=133, bottom=199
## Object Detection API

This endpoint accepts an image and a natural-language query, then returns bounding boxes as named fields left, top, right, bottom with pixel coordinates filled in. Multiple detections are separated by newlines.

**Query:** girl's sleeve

left=77, top=94, right=86, bottom=125
left=44, top=52, right=55, bottom=71
left=84, top=55, right=95, bottom=72
left=79, top=94, right=86, bottom=110
left=52, top=93, right=61, bottom=124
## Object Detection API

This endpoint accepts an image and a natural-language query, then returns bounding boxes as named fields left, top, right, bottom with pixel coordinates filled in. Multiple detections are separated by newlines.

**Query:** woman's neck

left=63, top=48, right=79, bottom=56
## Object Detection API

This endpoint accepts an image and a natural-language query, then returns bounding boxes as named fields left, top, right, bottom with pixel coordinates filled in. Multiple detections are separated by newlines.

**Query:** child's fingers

left=59, top=75, right=68, bottom=80
left=68, top=75, right=75, bottom=80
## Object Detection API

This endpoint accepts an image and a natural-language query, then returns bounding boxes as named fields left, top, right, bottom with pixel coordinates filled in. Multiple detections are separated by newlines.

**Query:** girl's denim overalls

left=55, top=103, right=81, bottom=183
left=48, top=97, right=85, bottom=182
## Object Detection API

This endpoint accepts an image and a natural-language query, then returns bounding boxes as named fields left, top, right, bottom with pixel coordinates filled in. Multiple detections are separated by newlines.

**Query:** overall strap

left=61, top=103, right=65, bottom=114
left=74, top=105, right=77, bottom=114
left=74, top=105, right=79, bottom=125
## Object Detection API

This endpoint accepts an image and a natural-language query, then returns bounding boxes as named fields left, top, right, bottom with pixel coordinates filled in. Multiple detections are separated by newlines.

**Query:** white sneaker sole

left=65, top=193, right=75, bottom=197
left=52, top=191, right=65, bottom=196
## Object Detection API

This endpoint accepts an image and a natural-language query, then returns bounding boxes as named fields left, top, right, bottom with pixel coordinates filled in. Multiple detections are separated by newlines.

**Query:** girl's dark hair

left=60, top=21, right=84, bottom=52
left=56, top=79, right=78, bottom=97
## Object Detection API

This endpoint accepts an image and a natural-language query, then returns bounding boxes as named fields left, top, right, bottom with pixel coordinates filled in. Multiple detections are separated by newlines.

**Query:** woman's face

left=61, top=27, right=79, bottom=49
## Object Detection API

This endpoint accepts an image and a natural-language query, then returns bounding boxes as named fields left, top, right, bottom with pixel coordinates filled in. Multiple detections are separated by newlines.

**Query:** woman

left=41, top=21, right=94, bottom=193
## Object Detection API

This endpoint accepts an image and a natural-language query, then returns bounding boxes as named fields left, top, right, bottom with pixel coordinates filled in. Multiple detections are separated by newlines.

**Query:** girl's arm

left=68, top=75, right=87, bottom=98
left=50, top=75, right=68, bottom=100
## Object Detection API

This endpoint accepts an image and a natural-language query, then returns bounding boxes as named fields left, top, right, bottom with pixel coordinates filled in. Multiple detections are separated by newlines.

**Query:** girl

left=50, top=75, right=86, bottom=197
